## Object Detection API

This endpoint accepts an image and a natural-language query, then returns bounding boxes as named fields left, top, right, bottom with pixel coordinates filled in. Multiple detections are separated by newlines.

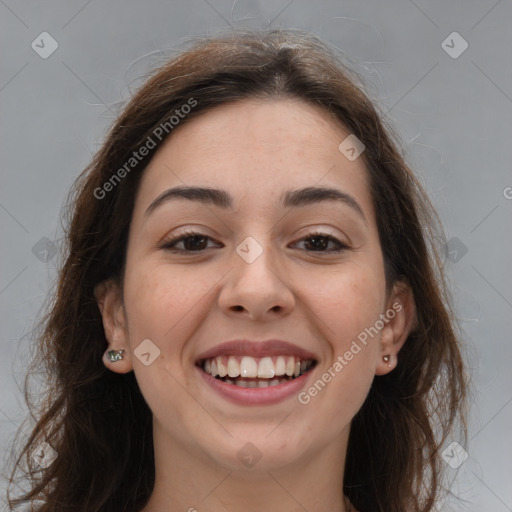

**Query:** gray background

left=1, top=1, right=511, bottom=510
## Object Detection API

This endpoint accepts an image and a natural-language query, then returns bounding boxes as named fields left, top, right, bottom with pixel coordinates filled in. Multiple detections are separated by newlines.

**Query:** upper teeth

left=202, top=355, right=313, bottom=379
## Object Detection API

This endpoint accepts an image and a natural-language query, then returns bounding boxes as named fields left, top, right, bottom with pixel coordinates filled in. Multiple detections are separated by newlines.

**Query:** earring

left=383, top=354, right=391, bottom=367
left=107, top=349, right=125, bottom=362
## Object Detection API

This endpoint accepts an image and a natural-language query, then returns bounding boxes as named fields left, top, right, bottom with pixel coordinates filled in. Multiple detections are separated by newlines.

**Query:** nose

left=217, top=240, right=295, bottom=321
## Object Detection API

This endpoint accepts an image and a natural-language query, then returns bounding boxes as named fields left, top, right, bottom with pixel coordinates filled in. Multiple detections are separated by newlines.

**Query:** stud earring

left=383, top=354, right=391, bottom=367
left=107, top=349, right=125, bottom=362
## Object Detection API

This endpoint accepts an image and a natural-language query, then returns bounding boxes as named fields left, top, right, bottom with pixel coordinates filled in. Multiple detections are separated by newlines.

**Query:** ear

left=94, top=279, right=133, bottom=374
left=374, top=280, right=416, bottom=376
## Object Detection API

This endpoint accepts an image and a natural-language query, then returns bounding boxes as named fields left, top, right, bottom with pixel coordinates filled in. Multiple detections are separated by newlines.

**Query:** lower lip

left=197, top=366, right=314, bottom=405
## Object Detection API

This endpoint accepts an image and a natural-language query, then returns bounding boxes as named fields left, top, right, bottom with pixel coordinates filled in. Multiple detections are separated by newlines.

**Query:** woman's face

left=99, top=98, right=411, bottom=473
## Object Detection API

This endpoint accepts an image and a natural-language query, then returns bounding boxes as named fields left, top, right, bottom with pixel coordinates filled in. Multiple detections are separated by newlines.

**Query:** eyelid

left=291, top=225, right=351, bottom=246
left=158, top=225, right=215, bottom=243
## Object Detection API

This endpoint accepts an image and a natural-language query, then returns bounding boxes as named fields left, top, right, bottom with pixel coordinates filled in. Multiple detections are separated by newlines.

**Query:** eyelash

left=160, top=229, right=349, bottom=254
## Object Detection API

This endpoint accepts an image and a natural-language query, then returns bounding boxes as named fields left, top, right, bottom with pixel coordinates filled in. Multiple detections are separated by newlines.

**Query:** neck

left=141, top=421, right=351, bottom=512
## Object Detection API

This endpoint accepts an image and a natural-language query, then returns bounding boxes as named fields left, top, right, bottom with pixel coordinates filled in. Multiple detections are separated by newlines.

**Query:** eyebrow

left=144, top=185, right=366, bottom=221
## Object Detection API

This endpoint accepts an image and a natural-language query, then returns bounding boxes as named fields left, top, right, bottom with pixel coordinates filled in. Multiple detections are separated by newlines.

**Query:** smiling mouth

left=197, top=355, right=317, bottom=388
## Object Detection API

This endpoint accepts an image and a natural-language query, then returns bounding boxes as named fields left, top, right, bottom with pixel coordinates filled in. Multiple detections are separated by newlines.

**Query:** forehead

left=134, top=98, right=374, bottom=218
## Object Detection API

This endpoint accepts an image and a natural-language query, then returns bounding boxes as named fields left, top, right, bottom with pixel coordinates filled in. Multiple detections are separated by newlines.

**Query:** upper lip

left=195, top=339, right=318, bottom=363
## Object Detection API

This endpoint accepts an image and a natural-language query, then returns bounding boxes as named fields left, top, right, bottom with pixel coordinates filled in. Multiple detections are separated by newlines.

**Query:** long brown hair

left=6, top=28, right=468, bottom=512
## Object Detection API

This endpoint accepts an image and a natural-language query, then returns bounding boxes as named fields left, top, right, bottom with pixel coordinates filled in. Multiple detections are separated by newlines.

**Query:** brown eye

left=160, top=232, right=222, bottom=253
left=293, top=232, right=348, bottom=253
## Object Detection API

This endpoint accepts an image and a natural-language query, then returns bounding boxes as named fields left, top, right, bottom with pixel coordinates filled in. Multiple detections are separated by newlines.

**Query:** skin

left=95, top=98, right=414, bottom=512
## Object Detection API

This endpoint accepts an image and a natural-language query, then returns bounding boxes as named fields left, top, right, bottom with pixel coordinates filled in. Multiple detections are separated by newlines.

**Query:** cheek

left=301, top=264, right=385, bottom=413
left=122, top=262, right=211, bottom=354
left=311, top=263, right=386, bottom=346
left=121, top=263, right=213, bottom=422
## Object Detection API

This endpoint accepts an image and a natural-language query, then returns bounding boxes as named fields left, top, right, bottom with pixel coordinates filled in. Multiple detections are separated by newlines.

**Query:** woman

left=7, top=28, right=468, bottom=512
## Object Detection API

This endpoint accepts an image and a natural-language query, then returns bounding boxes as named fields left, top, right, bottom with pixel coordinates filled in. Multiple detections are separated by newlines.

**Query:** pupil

left=306, top=236, right=328, bottom=251
left=185, top=236, right=207, bottom=250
